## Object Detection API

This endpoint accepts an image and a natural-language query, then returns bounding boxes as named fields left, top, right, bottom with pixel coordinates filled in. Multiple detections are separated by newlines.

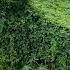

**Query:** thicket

left=0, top=0, right=70, bottom=70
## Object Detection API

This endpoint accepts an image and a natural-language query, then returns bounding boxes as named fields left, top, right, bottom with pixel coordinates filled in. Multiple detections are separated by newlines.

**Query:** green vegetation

left=29, top=0, right=70, bottom=28
left=0, top=0, right=70, bottom=70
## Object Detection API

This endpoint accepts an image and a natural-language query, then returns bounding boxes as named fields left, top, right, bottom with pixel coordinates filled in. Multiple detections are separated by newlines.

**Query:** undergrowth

left=0, top=0, right=70, bottom=70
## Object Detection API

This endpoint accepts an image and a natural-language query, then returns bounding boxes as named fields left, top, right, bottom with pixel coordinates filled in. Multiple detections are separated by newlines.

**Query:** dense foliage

left=0, top=0, right=70, bottom=70
left=30, top=0, right=70, bottom=28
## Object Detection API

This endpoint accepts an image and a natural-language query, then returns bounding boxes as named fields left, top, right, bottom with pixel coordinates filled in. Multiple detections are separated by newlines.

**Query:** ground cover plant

left=29, top=0, right=70, bottom=28
left=0, top=0, right=70, bottom=70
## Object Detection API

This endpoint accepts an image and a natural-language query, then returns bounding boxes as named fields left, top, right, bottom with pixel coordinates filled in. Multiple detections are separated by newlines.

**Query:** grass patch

left=29, top=0, right=70, bottom=28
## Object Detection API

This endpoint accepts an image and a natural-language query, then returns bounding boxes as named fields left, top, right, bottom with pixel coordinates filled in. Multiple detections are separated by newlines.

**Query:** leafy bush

left=0, top=0, right=70, bottom=70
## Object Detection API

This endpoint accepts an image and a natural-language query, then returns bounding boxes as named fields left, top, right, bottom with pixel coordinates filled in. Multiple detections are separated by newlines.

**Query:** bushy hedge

left=0, top=0, right=70, bottom=70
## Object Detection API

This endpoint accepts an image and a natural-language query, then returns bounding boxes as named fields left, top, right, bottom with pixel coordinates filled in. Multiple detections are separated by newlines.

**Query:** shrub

left=0, top=0, right=70, bottom=70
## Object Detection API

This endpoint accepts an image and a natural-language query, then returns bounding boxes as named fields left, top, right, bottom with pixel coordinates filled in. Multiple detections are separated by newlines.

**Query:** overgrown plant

left=0, top=0, right=70, bottom=70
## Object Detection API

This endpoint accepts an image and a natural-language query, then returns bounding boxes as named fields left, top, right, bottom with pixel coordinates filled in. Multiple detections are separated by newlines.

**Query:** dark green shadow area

left=0, top=0, right=70, bottom=70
